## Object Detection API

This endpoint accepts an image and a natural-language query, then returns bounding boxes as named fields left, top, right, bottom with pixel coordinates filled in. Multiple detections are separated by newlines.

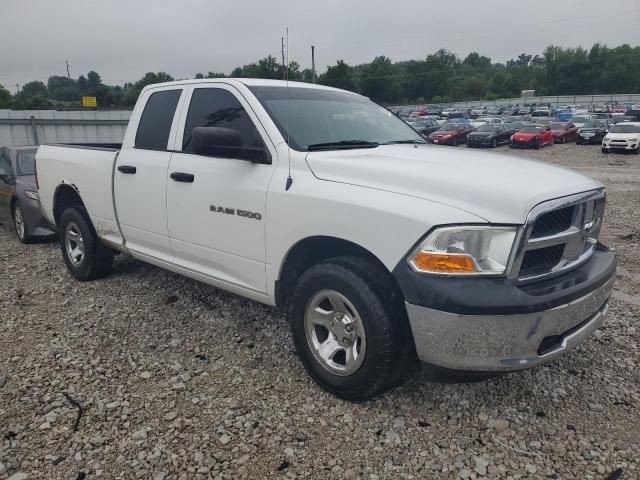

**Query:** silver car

left=0, top=146, right=55, bottom=243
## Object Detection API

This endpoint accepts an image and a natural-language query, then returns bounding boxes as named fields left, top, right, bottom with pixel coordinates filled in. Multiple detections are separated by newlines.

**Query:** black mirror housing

left=191, top=126, right=271, bottom=164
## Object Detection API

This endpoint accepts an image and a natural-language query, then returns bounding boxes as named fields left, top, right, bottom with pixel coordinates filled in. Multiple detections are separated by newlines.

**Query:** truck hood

left=305, top=145, right=602, bottom=224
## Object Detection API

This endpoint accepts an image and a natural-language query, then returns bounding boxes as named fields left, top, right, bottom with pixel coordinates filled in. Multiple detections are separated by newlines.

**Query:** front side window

left=17, top=149, right=37, bottom=175
left=182, top=88, right=265, bottom=154
left=135, top=89, right=182, bottom=151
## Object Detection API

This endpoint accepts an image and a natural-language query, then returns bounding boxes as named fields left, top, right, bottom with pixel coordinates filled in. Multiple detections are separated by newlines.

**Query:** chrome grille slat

left=508, top=190, right=606, bottom=282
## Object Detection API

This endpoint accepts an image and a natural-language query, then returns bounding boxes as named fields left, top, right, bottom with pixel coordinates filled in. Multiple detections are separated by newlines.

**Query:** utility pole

left=15, top=84, right=20, bottom=95
left=66, top=60, right=74, bottom=104
left=311, top=45, right=316, bottom=83
left=281, top=37, right=286, bottom=80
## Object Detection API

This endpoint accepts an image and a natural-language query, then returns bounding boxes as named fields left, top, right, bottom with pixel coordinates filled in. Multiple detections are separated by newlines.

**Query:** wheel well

left=275, top=236, right=404, bottom=312
left=53, top=184, right=84, bottom=227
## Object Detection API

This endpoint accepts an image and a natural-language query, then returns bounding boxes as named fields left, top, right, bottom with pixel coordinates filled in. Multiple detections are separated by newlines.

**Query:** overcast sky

left=2, top=0, right=639, bottom=91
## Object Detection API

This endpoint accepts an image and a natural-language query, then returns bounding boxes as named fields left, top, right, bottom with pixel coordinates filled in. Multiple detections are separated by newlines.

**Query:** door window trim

left=171, top=83, right=276, bottom=163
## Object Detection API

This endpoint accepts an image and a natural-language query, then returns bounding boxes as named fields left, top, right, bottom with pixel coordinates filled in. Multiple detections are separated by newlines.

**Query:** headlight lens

left=24, top=190, right=39, bottom=200
left=408, top=226, right=517, bottom=275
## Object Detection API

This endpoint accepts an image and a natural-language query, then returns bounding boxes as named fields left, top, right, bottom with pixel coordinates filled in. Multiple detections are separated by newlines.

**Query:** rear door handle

left=170, top=172, right=195, bottom=183
left=118, top=165, right=137, bottom=174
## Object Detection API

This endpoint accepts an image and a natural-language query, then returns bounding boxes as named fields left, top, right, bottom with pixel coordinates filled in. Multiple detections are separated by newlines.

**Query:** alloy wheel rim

left=304, top=290, right=367, bottom=376
left=65, top=222, right=85, bottom=266
left=14, top=206, right=25, bottom=240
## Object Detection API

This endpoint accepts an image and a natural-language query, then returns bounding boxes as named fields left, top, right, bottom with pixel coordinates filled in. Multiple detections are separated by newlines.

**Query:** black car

left=576, top=120, right=610, bottom=145
left=509, top=121, right=532, bottom=132
left=466, top=124, right=515, bottom=148
left=611, top=115, right=638, bottom=124
left=408, top=117, right=440, bottom=136
left=0, top=146, right=56, bottom=243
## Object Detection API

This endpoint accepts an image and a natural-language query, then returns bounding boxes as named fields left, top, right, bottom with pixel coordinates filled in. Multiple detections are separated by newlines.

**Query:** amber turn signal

left=412, top=252, right=477, bottom=273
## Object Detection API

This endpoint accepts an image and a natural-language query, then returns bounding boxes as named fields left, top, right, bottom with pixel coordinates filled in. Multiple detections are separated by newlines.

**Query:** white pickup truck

left=36, top=79, right=616, bottom=400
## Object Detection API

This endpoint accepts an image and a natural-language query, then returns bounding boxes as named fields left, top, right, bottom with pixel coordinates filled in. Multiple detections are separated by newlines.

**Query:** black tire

left=289, top=256, right=414, bottom=400
left=452, top=137, right=458, bottom=147
left=491, top=139, right=497, bottom=148
left=535, top=139, right=541, bottom=150
left=12, top=202, right=32, bottom=244
left=59, top=207, right=114, bottom=281
left=561, top=136, right=566, bottom=144
left=602, top=148, right=609, bottom=154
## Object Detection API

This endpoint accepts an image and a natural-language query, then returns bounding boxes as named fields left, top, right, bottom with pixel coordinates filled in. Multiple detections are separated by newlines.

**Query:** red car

left=550, top=122, right=578, bottom=143
left=428, top=123, right=473, bottom=146
left=510, top=124, right=554, bottom=149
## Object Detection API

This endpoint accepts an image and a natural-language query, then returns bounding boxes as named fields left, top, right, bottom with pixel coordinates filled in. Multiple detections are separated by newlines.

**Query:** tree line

left=1, top=43, right=639, bottom=110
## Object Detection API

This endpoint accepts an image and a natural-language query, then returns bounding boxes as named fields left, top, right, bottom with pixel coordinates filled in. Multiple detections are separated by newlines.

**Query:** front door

left=166, top=84, right=276, bottom=296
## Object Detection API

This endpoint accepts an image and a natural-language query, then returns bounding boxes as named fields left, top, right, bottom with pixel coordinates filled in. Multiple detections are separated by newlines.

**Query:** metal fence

left=395, top=93, right=640, bottom=109
left=0, top=109, right=131, bottom=147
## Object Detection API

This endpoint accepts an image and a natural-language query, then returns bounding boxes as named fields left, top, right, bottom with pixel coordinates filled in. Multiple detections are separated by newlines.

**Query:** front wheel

left=602, top=147, right=610, bottom=154
left=289, top=257, right=414, bottom=400
left=60, top=207, right=114, bottom=281
left=12, top=202, right=32, bottom=244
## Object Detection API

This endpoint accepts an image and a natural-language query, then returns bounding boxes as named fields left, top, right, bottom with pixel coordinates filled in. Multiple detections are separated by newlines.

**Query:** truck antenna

left=285, top=27, right=293, bottom=191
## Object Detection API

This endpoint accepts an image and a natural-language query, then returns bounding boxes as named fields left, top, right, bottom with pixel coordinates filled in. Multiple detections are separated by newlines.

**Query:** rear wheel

left=289, top=257, right=414, bottom=400
left=60, top=207, right=114, bottom=281
left=12, top=202, right=31, bottom=244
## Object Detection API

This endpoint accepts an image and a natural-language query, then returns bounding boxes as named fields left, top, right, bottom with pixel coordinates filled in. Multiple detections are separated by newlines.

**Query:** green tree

left=0, top=83, right=12, bottom=108
left=123, top=72, right=174, bottom=105
left=320, top=60, right=355, bottom=91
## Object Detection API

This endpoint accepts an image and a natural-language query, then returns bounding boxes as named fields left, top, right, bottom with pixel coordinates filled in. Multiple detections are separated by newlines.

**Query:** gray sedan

left=0, top=146, right=55, bottom=243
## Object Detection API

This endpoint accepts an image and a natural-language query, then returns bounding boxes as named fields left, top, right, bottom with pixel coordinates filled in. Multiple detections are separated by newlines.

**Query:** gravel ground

left=0, top=143, right=639, bottom=480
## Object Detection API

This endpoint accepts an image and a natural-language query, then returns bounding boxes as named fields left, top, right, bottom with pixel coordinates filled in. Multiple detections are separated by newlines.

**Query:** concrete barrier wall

left=0, top=110, right=131, bottom=147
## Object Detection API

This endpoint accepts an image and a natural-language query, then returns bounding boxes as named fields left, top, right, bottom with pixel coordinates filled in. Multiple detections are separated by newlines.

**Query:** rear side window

left=182, top=88, right=265, bottom=153
left=135, top=89, right=181, bottom=151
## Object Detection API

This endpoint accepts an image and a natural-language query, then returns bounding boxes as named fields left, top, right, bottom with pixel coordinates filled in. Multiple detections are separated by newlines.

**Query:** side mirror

left=191, top=126, right=271, bottom=164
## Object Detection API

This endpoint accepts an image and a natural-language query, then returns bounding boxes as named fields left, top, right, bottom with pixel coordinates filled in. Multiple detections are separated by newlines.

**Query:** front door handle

left=170, top=172, right=195, bottom=183
left=118, top=165, right=137, bottom=174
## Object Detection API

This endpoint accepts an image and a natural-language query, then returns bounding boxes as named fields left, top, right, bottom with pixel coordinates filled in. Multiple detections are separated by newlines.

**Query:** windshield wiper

left=384, top=139, right=427, bottom=145
left=306, top=140, right=380, bottom=151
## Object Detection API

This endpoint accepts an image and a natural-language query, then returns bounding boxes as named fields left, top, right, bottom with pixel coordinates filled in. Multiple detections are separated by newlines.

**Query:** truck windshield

left=248, top=86, right=424, bottom=151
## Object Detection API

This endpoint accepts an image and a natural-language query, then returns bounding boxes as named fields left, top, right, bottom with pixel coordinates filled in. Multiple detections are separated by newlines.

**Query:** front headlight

left=408, top=226, right=517, bottom=275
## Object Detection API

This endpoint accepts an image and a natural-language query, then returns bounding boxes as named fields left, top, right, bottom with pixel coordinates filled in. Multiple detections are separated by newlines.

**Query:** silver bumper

left=405, top=274, right=615, bottom=371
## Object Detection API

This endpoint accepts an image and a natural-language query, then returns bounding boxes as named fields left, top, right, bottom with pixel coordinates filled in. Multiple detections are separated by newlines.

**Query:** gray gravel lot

left=1, top=143, right=639, bottom=480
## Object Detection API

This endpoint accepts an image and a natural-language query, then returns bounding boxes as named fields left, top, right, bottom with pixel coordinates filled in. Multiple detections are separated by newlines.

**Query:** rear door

left=166, top=84, right=276, bottom=296
left=114, top=87, right=185, bottom=262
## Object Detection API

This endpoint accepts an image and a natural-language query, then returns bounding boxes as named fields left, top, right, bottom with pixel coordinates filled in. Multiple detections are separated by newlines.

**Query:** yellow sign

left=82, top=96, right=97, bottom=108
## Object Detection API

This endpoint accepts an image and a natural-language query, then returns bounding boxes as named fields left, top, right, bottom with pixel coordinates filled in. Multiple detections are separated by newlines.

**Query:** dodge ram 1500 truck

left=36, top=79, right=616, bottom=400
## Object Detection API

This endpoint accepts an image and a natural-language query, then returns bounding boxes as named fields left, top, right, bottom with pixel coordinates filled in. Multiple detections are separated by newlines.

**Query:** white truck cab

left=36, top=79, right=616, bottom=400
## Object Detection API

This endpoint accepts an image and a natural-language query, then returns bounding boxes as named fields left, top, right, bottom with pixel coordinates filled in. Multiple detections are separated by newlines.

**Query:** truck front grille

left=510, top=190, right=606, bottom=282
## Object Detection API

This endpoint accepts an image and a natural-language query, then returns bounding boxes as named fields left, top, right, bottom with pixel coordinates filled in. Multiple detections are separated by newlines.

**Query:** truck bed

left=36, top=143, right=124, bottom=248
